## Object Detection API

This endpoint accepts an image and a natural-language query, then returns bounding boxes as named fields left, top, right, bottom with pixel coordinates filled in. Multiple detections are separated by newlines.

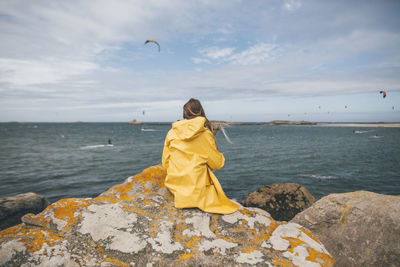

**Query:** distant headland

left=128, top=119, right=141, bottom=125
left=265, top=120, right=316, bottom=125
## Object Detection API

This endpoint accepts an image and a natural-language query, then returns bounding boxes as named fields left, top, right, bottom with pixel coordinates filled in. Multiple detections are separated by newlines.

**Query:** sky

left=0, top=0, right=399, bottom=122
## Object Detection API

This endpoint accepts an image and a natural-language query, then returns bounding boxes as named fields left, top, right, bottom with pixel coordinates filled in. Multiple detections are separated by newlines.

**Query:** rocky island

left=128, top=119, right=142, bottom=125
left=266, top=120, right=317, bottom=126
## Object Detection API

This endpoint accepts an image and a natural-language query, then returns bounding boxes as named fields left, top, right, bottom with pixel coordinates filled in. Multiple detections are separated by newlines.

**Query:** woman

left=162, top=99, right=239, bottom=214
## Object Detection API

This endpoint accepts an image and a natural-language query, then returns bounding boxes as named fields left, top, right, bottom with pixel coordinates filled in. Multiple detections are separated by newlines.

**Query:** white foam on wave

left=299, top=174, right=336, bottom=180
left=141, top=128, right=155, bottom=132
left=80, top=144, right=114, bottom=150
left=354, top=130, right=370, bottom=134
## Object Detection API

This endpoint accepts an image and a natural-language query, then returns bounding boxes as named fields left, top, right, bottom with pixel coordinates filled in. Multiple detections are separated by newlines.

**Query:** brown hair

left=183, top=98, right=213, bottom=133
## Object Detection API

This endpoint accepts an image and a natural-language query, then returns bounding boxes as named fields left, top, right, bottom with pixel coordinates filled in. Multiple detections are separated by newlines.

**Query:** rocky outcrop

left=128, top=119, right=141, bottom=125
left=0, top=192, right=50, bottom=231
left=245, top=183, right=315, bottom=221
left=291, top=191, right=400, bottom=267
left=0, top=165, right=333, bottom=266
left=266, top=120, right=316, bottom=126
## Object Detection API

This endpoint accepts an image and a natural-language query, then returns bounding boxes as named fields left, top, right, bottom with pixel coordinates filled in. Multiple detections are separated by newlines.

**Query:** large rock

left=0, top=192, right=50, bottom=231
left=291, top=191, right=400, bottom=267
left=0, top=165, right=333, bottom=266
left=245, top=183, right=315, bottom=221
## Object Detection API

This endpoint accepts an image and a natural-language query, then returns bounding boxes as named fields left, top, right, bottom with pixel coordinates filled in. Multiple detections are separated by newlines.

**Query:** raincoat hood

left=171, top=117, right=207, bottom=141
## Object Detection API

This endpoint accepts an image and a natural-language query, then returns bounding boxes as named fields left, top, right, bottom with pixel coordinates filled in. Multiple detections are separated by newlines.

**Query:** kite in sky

left=380, top=90, right=387, bottom=98
left=145, top=40, right=160, bottom=52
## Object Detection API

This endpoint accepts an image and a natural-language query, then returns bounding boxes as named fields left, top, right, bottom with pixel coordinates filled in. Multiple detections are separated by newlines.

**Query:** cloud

left=195, top=43, right=280, bottom=65
left=0, top=58, right=98, bottom=86
left=228, top=43, right=280, bottom=65
left=191, top=57, right=211, bottom=64
left=200, top=46, right=235, bottom=60
left=283, top=0, right=302, bottom=11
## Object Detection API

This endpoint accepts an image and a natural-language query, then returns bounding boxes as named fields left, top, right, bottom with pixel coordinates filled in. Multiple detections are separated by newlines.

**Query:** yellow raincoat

left=162, top=117, right=239, bottom=214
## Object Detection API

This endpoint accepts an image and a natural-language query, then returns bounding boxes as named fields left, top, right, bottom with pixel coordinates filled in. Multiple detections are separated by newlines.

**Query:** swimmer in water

left=108, top=139, right=112, bottom=145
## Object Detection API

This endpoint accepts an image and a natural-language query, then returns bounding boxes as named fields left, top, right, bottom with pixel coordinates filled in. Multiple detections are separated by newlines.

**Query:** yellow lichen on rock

left=52, top=198, right=92, bottom=232
left=306, top=247, right=335, bottom=266
left=0, top=224, right=61, bottom=254
left=272, top=258, right=291, bottom=266
left=104, top=257, right=131, bottom=267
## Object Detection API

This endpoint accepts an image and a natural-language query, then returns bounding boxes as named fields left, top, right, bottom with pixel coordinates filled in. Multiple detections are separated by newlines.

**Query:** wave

left=354, top=130, right=370, bottom=134
left=80, top=144, right=114, bottom=150
left=299, top=174, right=336, bottom=180
left=141, top=128, right=155, bottom=132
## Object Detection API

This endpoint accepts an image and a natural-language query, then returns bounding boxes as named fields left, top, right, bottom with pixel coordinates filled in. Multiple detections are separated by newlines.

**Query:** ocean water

left=0, top=122, right=399, bottom=203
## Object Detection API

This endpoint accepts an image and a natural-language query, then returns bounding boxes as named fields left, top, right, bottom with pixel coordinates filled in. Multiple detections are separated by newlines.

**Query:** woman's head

left=183, top=98, right=214, bottom=133
left=183, top=98, right=206, bottom=120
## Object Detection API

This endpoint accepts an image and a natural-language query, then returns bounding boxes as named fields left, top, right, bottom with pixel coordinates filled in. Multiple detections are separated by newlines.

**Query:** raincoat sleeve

left=204, top=131, right=225, bottom=170
left=162, top=136, right=170, bottom=170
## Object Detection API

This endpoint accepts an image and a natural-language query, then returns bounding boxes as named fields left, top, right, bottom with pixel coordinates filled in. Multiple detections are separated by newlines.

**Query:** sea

left=0, top=122, right=399, bottom=203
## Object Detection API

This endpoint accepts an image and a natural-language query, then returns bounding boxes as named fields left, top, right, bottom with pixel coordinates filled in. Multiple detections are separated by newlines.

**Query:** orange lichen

left=185, top=236, right=201, bottom=248
left=299, top=228, right=322, bottom=246
left=95, top=181, right=134, bottom=203
left=272, top=258, right=291, bottom=266
left=173, top=220, right=201, bottom=249
left=178, top=252, right=192, bottom=260
left=225, top=217, right=279, bottom=255
left=241, top=247, right=256, bottom=254
left=282, top=237, right=308, bottom=253
left=96, top=243, right=105, bottom=255
left=52, top=198, right=92, bottom=232
left=0, top=224, right=24, bottom=240
left=238, top=209, right=257, bottom=217
left=104, top=257, right=130, bottom=267
left=95, top=165, right=167, bottom=204
left=21, top=213, right=48, bottom=228
left=306, top=247, right=334, bottom=266
left=1, top=226, right=63, bottom=254
left=149, top=222, right=161, bottom=238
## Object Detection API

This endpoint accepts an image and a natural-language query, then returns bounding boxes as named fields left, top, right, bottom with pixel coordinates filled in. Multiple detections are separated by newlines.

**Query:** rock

left=0, top=192, right=50, bottom=231
left=0, top=165, right=333, bottom=266
left=266, top=120, right=316, bottom=126
left=291, top=191, right=400, bottom=267
left=245, top=183, right=315, bottom=221
left=128, top=119, right=141, bottom=125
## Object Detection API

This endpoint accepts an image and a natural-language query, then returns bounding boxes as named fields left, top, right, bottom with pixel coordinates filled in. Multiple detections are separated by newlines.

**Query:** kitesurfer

left=144, top=40, right=160, bottom=52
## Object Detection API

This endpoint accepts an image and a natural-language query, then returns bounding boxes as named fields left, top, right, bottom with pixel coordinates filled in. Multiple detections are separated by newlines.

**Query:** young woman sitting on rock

left=162, top=98, right=239, bottom=214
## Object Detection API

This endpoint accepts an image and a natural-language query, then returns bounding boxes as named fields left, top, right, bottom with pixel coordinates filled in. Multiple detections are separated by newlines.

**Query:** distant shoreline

left=315, top=123, right=400, bottom=128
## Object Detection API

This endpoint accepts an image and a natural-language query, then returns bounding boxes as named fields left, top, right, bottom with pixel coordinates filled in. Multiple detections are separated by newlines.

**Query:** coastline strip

left=315, top=123, right=400, bottom=128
